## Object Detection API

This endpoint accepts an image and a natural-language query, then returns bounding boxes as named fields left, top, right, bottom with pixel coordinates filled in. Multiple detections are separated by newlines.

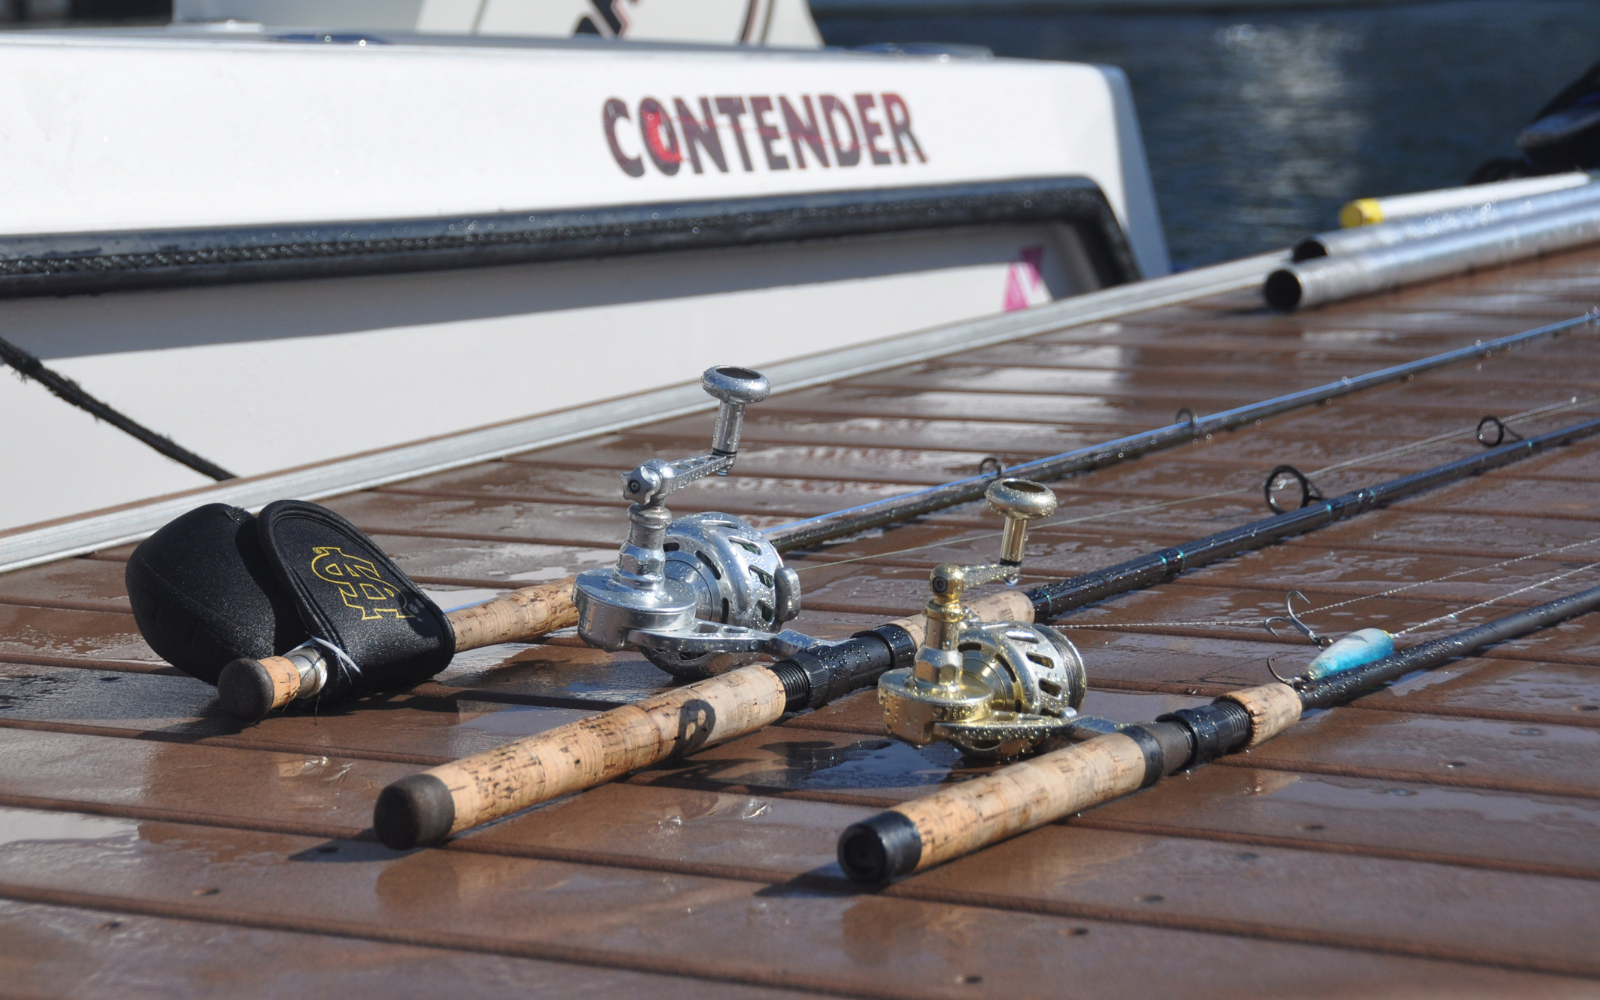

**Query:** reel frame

left=877, top=478, right=1088, bottom=759
left=572, top=366, right=809, bottom=678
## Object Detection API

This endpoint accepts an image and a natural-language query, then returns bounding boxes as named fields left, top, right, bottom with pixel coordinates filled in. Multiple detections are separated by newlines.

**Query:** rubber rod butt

left=217, top=657, right=287, bottom=722
left=374, top=773, right=457, bottom=850
left=838, top=810, right=923, bottom=883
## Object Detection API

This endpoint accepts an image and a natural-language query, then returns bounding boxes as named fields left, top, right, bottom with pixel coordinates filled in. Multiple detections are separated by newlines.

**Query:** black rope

left=0, top=334, right=236, bottom=482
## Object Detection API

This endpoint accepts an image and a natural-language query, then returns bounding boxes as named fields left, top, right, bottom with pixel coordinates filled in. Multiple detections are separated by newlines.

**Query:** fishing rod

left=838, top=577, right=1600, bottom=883
left=149, top=315, right=1585, bottom=719
left=870, top=412, right=1600, bottom=759
left=1026, top=413, right=1600, bottom=621
left=128, top=366, right=777, bottom=720
left=765, top=312, right=1597, bottom=552
left=556, top=317, right=1600, bottom=684
left=372, top=409, right=1600, bottom=849
left=794, top=391, right=1600, bottom=576
left=372, top=488, right=1044, bottom=851
left=477, top=316, right=1600, bottom=686
left=125, top=498, right=582, bottom=722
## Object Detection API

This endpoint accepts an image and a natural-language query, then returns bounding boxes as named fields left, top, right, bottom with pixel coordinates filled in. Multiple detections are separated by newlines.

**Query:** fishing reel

left=573, top=365, right=809, bottom=679
left=878, top=478, right=1088, bottom=759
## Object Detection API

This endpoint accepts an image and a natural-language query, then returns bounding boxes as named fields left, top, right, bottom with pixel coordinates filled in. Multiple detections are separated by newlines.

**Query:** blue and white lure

left=1266, top=590, right=1394, bottom=684
left=1303, top=627, right=1394, bottom=681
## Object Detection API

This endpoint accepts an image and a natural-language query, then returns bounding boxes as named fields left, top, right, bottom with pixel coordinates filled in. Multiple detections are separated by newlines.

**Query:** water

left=817, top=1, right=1600, bottom=270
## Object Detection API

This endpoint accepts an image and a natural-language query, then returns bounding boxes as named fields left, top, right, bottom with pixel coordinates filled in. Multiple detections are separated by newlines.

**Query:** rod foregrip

left=445, top=576, right=579, bottom=652
left=839, top=732, right=1152, bottom=882
left=1217, top=682, right=1302, bottom=747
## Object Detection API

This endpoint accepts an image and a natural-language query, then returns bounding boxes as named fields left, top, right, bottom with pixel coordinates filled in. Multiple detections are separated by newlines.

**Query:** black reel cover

left=1471, top=58, right=1600, bottom=180
left=125, top=504, right=304, bottom=685
left=255, top=500, right=454, bottom=698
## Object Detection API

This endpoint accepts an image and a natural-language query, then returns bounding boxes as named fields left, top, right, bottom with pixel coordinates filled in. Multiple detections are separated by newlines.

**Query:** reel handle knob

left=985, top=478, right=1057, bottom=566
left=702, top=366, right=770, bottom=457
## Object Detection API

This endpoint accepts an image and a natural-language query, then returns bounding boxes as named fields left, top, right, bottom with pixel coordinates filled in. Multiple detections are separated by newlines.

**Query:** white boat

left=0, top=0, right=1167, bottom=534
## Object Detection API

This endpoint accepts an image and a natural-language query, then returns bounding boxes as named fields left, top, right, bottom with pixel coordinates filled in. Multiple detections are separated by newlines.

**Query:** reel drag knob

left=701, top=366, right=770, bottom=458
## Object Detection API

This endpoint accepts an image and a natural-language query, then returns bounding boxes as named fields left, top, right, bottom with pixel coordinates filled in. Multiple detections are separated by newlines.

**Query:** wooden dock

left=2, top=248, right=1599, bottom=997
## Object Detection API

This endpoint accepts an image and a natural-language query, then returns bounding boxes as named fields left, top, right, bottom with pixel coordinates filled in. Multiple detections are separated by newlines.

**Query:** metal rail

left=1268, top=202, right=1600, bottom=311
left=765, top=313, right=1596, bottom=553
left=1295, top=181, right=1600, bottom=261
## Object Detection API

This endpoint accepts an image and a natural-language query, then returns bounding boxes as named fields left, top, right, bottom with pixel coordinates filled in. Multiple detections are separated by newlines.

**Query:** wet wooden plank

left=1226, top=709, right=1600, bottom=800
left=0, top=805, right=1582, bottom=997
left=898, top=825, right=1600, bottom=976
left=0, top=662, right=596, bottom=765
left=0, top=897, right=823, bottom=1000
left=0, top=558, right=130, bottom=613
left=1076, top=766, right=1600, bottom=881
left=850, top=357, right=1600, bottom=401
left=0, top=605, right=157, bottom=671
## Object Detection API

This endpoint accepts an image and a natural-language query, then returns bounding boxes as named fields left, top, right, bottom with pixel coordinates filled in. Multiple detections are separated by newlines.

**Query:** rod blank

left=768, top=314, right=1595, bottom=553
left=1027, top=415, right=1600, bottom=621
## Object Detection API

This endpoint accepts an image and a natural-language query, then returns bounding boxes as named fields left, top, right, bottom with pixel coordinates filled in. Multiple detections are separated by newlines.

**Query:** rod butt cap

left=217, top=658, right=279, bottom=722
left=838, top=811, right=923, bottom=883
left=374, top=774, right=456, bottom=850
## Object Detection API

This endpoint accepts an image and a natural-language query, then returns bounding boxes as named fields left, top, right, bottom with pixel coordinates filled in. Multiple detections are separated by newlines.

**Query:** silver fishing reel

left=572, top=366, right=809, bottom=679
left=878, top=478, right=1088, bottom=759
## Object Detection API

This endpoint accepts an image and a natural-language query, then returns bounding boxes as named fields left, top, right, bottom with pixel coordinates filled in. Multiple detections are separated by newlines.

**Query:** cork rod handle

left=373, top=591, right=1030, bottom=849
left=906, top=733, right=1146, bottom=870
left=445, top=576, right=579, bottom=651
left=839, top=679, right=1306, bottom=882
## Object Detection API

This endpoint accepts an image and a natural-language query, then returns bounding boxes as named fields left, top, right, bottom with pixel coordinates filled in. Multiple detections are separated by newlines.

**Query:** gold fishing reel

left=877, top=478, right=1087, bottom=759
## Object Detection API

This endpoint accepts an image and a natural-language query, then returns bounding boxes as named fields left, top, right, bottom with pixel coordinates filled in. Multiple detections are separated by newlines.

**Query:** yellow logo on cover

left=310, top=546, right=412, bottom=621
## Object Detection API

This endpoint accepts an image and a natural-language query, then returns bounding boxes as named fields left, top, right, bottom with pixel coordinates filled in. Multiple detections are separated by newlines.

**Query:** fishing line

left=793, top=393, right=1600, bottom=574
left=1392, top=560, right=1600, bottom=635
left=1058, top=536, right=1600, bottom=635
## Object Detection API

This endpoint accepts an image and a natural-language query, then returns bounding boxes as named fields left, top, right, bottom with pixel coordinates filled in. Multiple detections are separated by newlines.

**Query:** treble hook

left=1266, top=652, right=1300, bottom=685
left=1263, top=590, right=1333, bottom=648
